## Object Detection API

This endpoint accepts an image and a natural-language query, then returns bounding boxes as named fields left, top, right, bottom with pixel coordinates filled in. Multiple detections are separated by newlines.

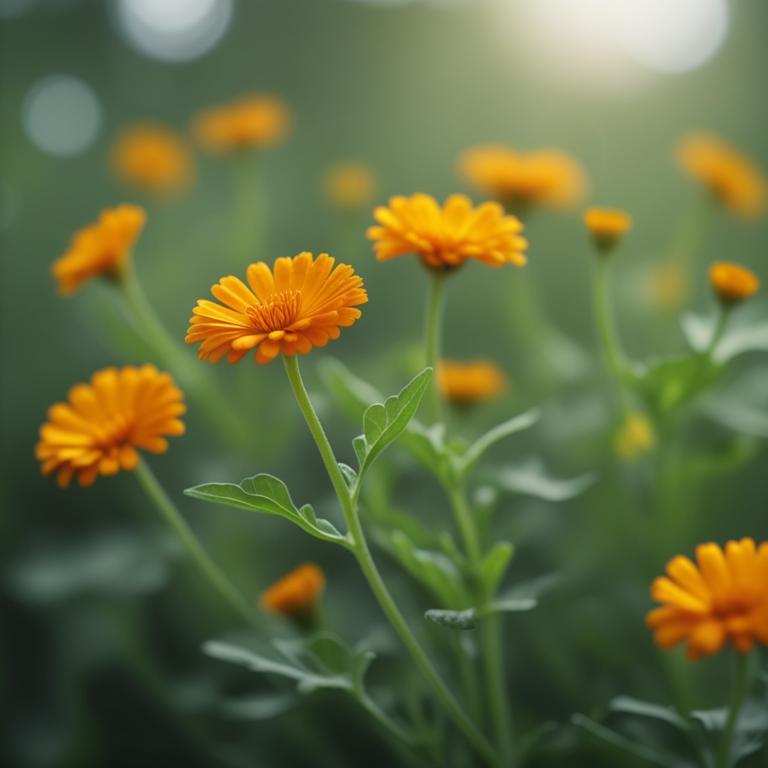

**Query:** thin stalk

left=423, top=271, right=447, bottom=424
left=592, top=256, right=629, bottom=384
left=134, top=458, right=257, bottom=627
left=704, top=305, right=731, bottom=360
left=282, top=354, right=496, bottom=766
left=717, top=652, right=751, bottom=768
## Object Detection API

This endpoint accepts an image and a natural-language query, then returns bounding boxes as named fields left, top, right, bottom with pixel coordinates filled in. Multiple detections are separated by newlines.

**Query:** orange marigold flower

left=35, top=365, right=185, bottom=489
left=111, top=122, right=193, bottom=195
left=52, top=204, right=146, bottom=295
left=324, top=163, right=377, bottom=209
left=193, top=93, right=290, bottom=152
left=678, top=134, right=767, bottom=218
left=709, top=262, right=760, bottom=304
left=459, top=145, right=586, bottom=209
left=584, top=207, right=632, bottom=253
left=368, top=193, right=527, bottom=271
left=260, top=563, right=325, bottom=616
left=438, top=359, right=507, bottom=405
left=186, top=252, right=367, bottom=365
left=647, top=538, right=768, bottom=660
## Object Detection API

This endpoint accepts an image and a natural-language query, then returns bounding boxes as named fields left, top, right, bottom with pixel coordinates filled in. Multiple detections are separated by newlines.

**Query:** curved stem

left=717, top=652, right=751, bottom=768
left=282, top=355, right=496, bottom=765
left=423, top=271, right=447, bottom=424
left=134, top=458, right=257, bottom=627
left=592, top=257, right=629, bottom=384
left=704, top=305, right=731, bottom=360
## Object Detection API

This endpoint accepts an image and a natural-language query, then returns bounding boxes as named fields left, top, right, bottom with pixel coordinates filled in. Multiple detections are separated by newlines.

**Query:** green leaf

left=636, top=354, right=721, bottom=415
left=477, top=541, right=514, bottom=597
left=701, top=366, right=768, bottom=437
left=401, top=420, right=455, bottom=483
left=682, top=312, right=768, bottom=363
left=319, top=358, right=383, bottom=422
left=609, top=696, right=690, bottom=732
left=492, top=460, right=595, bottom=502
left=185, top=474, right=349, bottom=547
left=218, top=691, right=297, bottom=721
left=424, top=608, right=477, bottom=630
left=337, top=463, right=358, bottom=488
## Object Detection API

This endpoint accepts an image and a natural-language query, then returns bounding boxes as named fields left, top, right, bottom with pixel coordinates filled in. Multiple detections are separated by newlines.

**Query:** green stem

left=423, top=271, right=447, bottom=424
left=232, top=150, right=265, bottom=267
left=593, top=256, right=629, bottom=384
left=704, top=305, right=731, bottom=359
left=282, top=355, right=496, bottom=766
left=717, top=652, right=751, bottom=768
left=133, top=458, right=257, bottom=627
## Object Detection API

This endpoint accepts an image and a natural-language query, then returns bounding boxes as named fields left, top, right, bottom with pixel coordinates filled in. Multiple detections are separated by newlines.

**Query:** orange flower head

left=438, top=359, right=507, bottom=405
left=678, top=134, right=767, bottom=218
left=324, top=163, right=377, bottom=209
left=709, top=262, right=760, bottom=305
left=52, top=204, right=146, bottom=295
left=584, top=207, right=632, bottom=253
left=459, top=145, right=587, bottom=210
left=186, top=252, right=367, bottom=365
left=647, top=538, right=768, bottom=660
left=368, top=193, right=527, bottom=271
left=614, top=412, right=654, bottom=461
left=36, top=365, right=186, bottom=488
left=260, top=563, right=325, bottom=616
left=194, top=93, right=290, bottom=152
left=111, top=122, right=193, bottom=195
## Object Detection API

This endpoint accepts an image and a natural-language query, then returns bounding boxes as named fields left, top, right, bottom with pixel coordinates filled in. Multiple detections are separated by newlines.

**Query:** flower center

left=246, top=290, right=301, bottom=332
left=92, top=411, right=135, bottom=448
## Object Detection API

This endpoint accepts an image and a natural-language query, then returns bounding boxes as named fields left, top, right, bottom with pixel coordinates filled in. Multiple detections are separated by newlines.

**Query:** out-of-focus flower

left=614, top=412, right=654, bottom=461
left=584, top=207, right=632, bottom=253
left=260, top=563, right=325, bottom=616
left=35, top=365, right=185, bottom=488
left=324, top=163, right=377, bottom=209
left=186, top=252, right=367, bottom=364
left=52, top=204, right=146, bottom=295
left=678, top=134, right=767, bottom=219
left=438, top=359, right=507, bottom=405
left=368, top=193, right=527, bottom=271
left=111, top=123, right=193, bottom=195
left=644, top=262, right=690, bottom=311
left=193, top=93, right=290, bottom=152
left=459, top=145, right=586, bottom=210
left=647, top=538, right=768, bottom=660
left=709, top=262, right=760, bottom=305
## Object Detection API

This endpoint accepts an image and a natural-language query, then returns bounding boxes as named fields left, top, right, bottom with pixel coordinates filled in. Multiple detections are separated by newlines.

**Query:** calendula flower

left=52, top=204, right=146, bottom=295
left=459, top=145, right=586, bottom=210
left=186, top=252, right=367, bottom=364
left=111, top=123, right=193, bottom=195
left=193, top=93, right=290, bottom=152
left=644, top=262, right=690, bottom=311
left=260, top=563, right=325, bottom=616
left=709, top=262, right=760, bottom=304
left=647, top=538, right=768, bottom=660
left=614, top=412, right=654, bottom=461
left=368, top=193, right=527, bottom=271
left=584, top=207, right=632, bottom=253
left=324, top=163, right=377, bottom=209
left=35, top=365, right=185, bottom=488
left=438, top=359, right=507, bottom=405
left=678, top=134, right=767, bottom=218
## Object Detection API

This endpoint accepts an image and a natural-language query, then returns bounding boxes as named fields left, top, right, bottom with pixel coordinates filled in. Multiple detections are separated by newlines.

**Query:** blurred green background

left=2, top=0, right=767, bottom=766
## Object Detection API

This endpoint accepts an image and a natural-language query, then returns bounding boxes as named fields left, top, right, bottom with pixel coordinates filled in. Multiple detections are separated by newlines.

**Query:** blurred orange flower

left=678, top=134, right=766, bottom=218
left=36, top=365, right=185, bottom=488
left=709, top=262, right=760, bottom=304
left=260, top=563, right=325, bottom=616
left=324, top=163, right=377, bottom=209
left=438, top=359, right=507, bottom=405
left=583, top=207, right=632, bottom=252
left=647, top=538, right=768, bottom=660
left=614, top=412, right=654, bottom=461
left=52, top=204, right=146, bottom=295
left=186, top=252, right=367, bottom=364
left=368, top=193, right=527, bottom=270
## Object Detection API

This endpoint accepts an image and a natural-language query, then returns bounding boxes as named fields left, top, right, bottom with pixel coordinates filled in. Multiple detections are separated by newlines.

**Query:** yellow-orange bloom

left=193, top=93, right=290, bottom=152
left=438, top=360, right=507, bottom=405
left=260, top=563, right=325, bottom=616
left=647, top=539, right=768, bottom=660
left=368, top=193, right=527, bottom=271
left=459, top=145, right=586, bottom=209
left=709, top=262, right=760, bottom=304
left=52, top=204, right=146, bottom=295
left=186, top=252, right=367, bottom=365
left=111, top=123, right=193, bottom=195
left=678, top=134, right=767, bottom=218
left=324, top=163, right=377, bottom=209
left=614, top=413, right=654, bottom=461
left=36, top=365, right=185, bottom=488
left=584, top=207, right=632, bottom=252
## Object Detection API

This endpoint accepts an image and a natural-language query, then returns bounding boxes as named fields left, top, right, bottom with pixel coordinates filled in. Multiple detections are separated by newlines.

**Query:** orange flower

left=438, top=359, right=507, bottom=405
left=193, top=93, right=290, bottom=152
left=111, top=122, right=193, bottom=195
left=260, top=563, right=325, bottom=616
left=36, top=365, right=185, bottom=488
left=459, top=145, right=586, bottom=209
left=583, top=207, right=632, bottom=252
left=324, top=163, right=377, bottom=209
left=709, top=262, right=760, bottom=304
left=647, top=539, right=768, bottom=660
left=368, top=193, right=527, bottom=271
left=678, top=134, right=766, bottom=218
left=186, top=252, right=367, bottom=364
left=52, top=204, right=146, bottom=295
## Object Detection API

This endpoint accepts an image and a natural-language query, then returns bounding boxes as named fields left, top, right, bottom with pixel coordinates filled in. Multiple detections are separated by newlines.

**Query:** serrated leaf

left=185, top=474, right=349, bottom=547
left=424, top=608, right=477, bottom=630
left=459, top=410, right=540, bottom=477
left=478, top=542, right=514, bottom=597
left=492, top=460, right=595, bottom=502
